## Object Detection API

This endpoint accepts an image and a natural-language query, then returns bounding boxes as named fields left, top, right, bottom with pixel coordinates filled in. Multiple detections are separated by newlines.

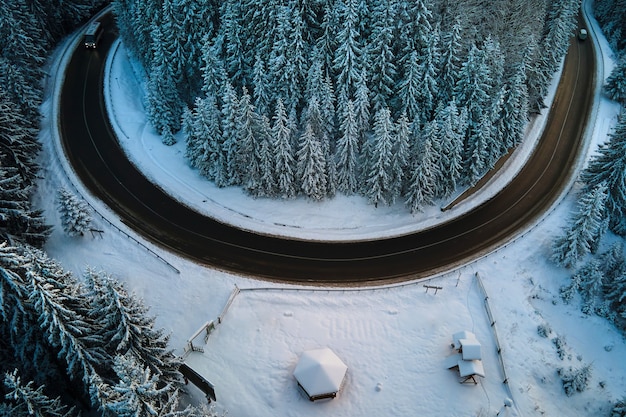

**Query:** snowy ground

left=35, top=2, right=625, bottom=416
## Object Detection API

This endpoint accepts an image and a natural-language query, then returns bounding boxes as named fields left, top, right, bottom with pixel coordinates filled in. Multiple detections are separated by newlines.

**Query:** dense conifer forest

left=113, top=0, right=580, bottom=211
left=0, top=1, right=218, bottom=415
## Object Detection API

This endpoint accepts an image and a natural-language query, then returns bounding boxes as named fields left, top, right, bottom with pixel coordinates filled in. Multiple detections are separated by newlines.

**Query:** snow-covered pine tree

left=394, top=0, right=432, bottom=65
left=353, top=69, right=371, bottom=140
left=496, top=63, right=530, bottom=153
left=455, top=42, right=492, bottom=181
left=252, top=55, right=271, bottom=117
left=598, top=241, right=626, bottom=282
left=0, top=57, right=42, bottom=121
left=0, top=166, right=51, bottom=248
left=103, top=354, right=170, bottom=417
left=390, top=112, right=411, bottom=201
left=56, top=188, right=93, bottom=237
left=1, top=370, right=75, bottom=417
left=145, top=26, right=184, bottom=144
left=364, top=107, right=394, bottom=207
left=576, top=259, right=605, bottom=314
left=581, top=112, right=626, bottom=235
left=83, top=269, right=181, bottom=390
left=437, top=17, right=463, bottom=104
left=335, top=99, right=360, bottom=195
left=396, top=50, right=421, bottom=123
left=315, top=0, right=339, bottom=76
left=435, top=101, right=466, bottom=198
left=268, top=5, right=304, bottom=116
left=605, top=55, right=626, bottom=105
left=171, top=0, right=215, bottom=98
left=160, top=0, right=188, bottom=89
left=0, top=88, right=41, bottom=184
left=27, top=249, right=108, bottom=390
left=602, top=257, right=626, bottom=320
left=333, top=0, right=364, bottom=101
left=236, top=88, right=263, bottom=195
left=220, top=1, right=248, bottom=88
left=272, top=99, right=297, bottom=199
left=366, top=0, right=396, bottom=114
left=220, top=81, right=241, bottom=186
left=256, top=116, right=277, bottom=197
left=414, top=27, right=441, bottom=124
left=297, top=123, right=327, bottom=201
left=542, top=0, right=579, bottom=73
left=558, top=364, right=592, bottom=396
left=560, top=271, right=581, bottom=304
left=0, top=3, right=45, bottom=83
left=466, top=113, right=493, bottom=186
left=184, top=95, right=222, bottom=181
left=405, top=126, right=437, bottom=214
left=200, top=39, right=226, bottom=98
left=552, top=182, right=609, bottom=268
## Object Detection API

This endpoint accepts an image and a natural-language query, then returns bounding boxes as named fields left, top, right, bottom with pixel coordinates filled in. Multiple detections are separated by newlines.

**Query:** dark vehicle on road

left=84, top=22, right=103, bottom=49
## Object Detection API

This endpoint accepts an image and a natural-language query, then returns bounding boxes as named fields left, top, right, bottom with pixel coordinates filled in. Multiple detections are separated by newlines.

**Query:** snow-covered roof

left=293, top=348, right=348, bottom=400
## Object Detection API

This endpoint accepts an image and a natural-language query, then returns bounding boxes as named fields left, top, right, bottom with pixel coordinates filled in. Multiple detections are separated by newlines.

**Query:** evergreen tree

left=436, top=101, right=466, bottom=197
left=605, top=55, right=626, bottom=105
left=56, top=188, right=93, bottom=237
left=0, top=166, right=51, bottom=248
left=364, top=108, right=394, bottom=207
left=552, top=182, right=609, bottom=268
left=220, top=1, right=248, bottom=87
left=27, top=249, right=108, bottom=391
left=455, top=42, right=492, bottom=178
left=335, top=99, right=360, bottom=194
left=390, top=112, right=411, bottom=201
left=497, top=64, right=530, bottom=153
left=103, top=355, right=170, bottom=417
left=353, top=69, right=371, bottom=140
left=0, top=2, right=45, bottom=82
left=581, top=112, right=626, bottom=235
left=145, top=26, right=184, bottom=144
left=83, top=270, right=181, bottom=389
left=466, top=113, right=493, bottom=185
left=272, top=100, right=296, bottom=199
left=414, top=27, right=441, bottom=124
left=0, top=89, right=41, bottom=184
left=236, top=88, right=263, bottom=195
left=315, top=0, right=339, bottom=75
left=405, top=133, right=437, bottom=214
left=576, top=259, right=605, bottom=313
left=558, top=364, right=592, bottom=396
left=268, top=5, right=306, bottom=116
left=438, top=17, right=463, bottom=103
left=2, top=370, right=75, bottom=417
left=296, top=123, right=327, bottom=201
left=252, top=55, right=271, bottom=117
left=220, top=81, right=241, bottom=185
left=0, top=57, right=42, bottom=121
left=255, top=116, right=277, bottom=197
left=184, top=95, right=223, bottom=181
left=333, top=0, right=364, bottom=100
left=396, top=50, right=421, bottom=122
left=200, top=39, right=226, bottom=98
left=366, top=0, right=397, bottom=113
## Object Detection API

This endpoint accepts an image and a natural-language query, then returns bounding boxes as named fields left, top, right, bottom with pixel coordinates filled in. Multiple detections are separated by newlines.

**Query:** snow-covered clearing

left=35, top=2, right=625, bottom=416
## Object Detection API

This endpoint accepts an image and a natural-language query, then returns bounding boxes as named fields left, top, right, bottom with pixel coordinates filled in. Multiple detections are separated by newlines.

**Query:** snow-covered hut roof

left=293, top=348, right=348, bottom=401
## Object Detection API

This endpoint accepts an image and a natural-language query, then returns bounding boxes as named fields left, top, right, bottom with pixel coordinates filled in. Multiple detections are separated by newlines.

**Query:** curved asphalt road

left=59, top=13, right=595, bottom=284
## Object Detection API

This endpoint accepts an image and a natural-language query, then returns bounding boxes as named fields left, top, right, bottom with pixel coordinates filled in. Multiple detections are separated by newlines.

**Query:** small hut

left=293, top=348, right=348, bottom=401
